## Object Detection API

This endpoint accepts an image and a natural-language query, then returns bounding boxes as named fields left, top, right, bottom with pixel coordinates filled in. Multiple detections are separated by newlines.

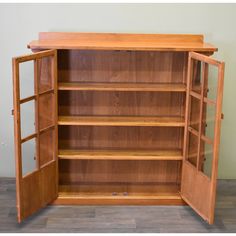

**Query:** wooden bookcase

left=12, top=33, right=225, bottom=224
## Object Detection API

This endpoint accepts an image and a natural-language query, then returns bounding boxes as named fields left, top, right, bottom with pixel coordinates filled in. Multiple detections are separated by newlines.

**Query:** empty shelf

left=53, top=183, right=184, bottom=205
left=58, top=116, right=185, bottom=127
left=58, top=183, right=180, bottom=195
left=58, top=149, right=183, bottom=161
left=58, top=82, right=186, bottom=92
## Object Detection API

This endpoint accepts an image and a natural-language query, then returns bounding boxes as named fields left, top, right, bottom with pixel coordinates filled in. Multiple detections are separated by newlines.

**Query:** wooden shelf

left=58, top=149, right=183, bottom=161
left=58, top=116, right=185, bottom=127
left=53, top=183, right=185, bottom=205
left=58, top=82, right=186, bottom=92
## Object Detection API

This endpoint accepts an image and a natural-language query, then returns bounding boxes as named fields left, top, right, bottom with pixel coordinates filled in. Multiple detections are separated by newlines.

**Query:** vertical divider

left=204, top=64, right=209, bottom=97
left=183, top=53, right=192, bottom=161
left=199, top=64, right=209, bottom=170
left=209, top=62, right=225, bottom=224
left=52, top=51, right=59, bottom=194
left=34, top=59, right=40, bottom=170
left=13, top=59, right=22, bottom=222
left=196, top=63, right=206, bottom=170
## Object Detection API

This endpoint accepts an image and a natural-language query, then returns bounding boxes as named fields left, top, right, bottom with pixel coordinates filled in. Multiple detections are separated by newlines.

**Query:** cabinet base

left=52, top=195, right=186, bottom=205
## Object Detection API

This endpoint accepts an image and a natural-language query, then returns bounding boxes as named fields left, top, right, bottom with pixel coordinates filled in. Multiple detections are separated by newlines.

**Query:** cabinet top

left=28, top=32, right=217, bottom=52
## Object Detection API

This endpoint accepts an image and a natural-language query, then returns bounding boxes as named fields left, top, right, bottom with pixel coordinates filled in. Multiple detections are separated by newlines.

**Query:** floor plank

left=0, top=178, right=235, bottom=233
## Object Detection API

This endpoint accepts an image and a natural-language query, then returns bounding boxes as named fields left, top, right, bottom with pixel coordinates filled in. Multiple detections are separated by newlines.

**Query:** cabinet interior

left=57, top=50, right=187, bottom=200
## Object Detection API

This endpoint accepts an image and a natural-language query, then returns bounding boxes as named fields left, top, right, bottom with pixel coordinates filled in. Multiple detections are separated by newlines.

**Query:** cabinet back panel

left=58, top=50, right=187, bottom=83
left=59, top=160, right=181, bottom=184
left=59, top=91, right=185, bottom=117
left=58, top=126, right=183, bottom=150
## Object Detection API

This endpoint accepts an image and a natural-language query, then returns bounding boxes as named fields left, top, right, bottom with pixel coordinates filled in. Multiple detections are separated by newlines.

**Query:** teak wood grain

left=53, top=183, right=184, bottom=205
left=58, top=183, right=181, bottom=196
left=28, top=32, right=217, bottom=51
left=12, top=50, right=58, bottom=223
left=58, top=126, right=183, bottom=152
left=59, top=159, right=181, bottom=184
left=58, top=91, right=185, bottom=117
left=57, top=50, right=187, bottom=83
left=56, top=47, right=185, bottom=209
left=58, top=149, right=183, bottom=161
left=58, top=115, right=185, bottom=127
left=181, top=52, right=225, bottom=224
left=58, top=82, right=186, bottom=92
left=13, top=33, right=225, bottom=224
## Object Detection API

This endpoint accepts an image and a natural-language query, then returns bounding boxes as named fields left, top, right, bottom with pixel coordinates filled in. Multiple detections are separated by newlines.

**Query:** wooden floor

left=0, top=178, right=236, bottom=233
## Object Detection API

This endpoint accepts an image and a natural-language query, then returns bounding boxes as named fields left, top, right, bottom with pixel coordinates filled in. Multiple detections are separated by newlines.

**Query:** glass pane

left=22, top=138, right=37, bottom=176
left=199, top=140, right=213, bottom=178
left=38, top=56, right=53, bottom=94
left=39, top=93, right=54, bottom=130
left=189, top=96, right=200, bottom=131
left=191, top=60, right=203, bottom=94
left=187, top=132, right=199, bottom=167
left=20, top=100, right=35, bottom=138
left=39, top=129, right=54, bottom=166
left=19, top=61, right=34, bottom=99
left=205, top=65, right=218, bottom=101
left=202, top=102, right=216, bottom=140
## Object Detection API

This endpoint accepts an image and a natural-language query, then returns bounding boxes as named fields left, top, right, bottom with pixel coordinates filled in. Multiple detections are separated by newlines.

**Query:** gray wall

left=0, top=3, right=236, bottom=178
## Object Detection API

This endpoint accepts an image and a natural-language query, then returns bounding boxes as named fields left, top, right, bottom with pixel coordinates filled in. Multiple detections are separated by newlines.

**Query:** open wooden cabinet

left=12, top=33, right=225, bottom=224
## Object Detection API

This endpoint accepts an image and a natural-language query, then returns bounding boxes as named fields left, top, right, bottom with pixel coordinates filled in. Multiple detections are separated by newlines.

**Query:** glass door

left=12, top=50, right=58, bottom=222
left=181, top=52, right=225, bottom=224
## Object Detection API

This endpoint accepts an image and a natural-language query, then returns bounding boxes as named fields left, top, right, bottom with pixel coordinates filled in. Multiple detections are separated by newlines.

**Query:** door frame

left=12, top=49, right=58, bottom=222
left=181, top=51, right=225, bottom=224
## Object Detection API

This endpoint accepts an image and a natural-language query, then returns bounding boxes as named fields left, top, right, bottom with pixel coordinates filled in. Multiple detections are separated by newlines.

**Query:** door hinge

left=221, top=113, right=224, bottom=120
left=11, top=109, right=14, bottom=116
